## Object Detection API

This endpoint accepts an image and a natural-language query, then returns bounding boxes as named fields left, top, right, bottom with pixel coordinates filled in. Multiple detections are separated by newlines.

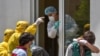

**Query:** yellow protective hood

left=16, top=21, right=29, bottom=32
left=3, top=29, right=14, bottom=42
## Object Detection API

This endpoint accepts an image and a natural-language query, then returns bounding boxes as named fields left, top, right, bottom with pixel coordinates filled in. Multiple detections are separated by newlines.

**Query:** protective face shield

left=16, top=21, right=29, bottom=32
left=4, top=29, right=15, bottom=42
left=30, top=40, right=35, bottom=51
left=45, top=6, right=57, bottom=15
left=48, top=16, right=55, bottom=21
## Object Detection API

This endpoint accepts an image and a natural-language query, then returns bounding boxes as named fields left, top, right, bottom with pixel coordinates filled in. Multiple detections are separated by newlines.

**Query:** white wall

left=0, top=0, right=30, bottom=42
left=91, top=0, right=100, bottom=56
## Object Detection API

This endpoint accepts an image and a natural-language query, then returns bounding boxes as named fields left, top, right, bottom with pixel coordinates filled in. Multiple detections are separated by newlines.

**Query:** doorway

left=38, top=0, right=59, bottom=56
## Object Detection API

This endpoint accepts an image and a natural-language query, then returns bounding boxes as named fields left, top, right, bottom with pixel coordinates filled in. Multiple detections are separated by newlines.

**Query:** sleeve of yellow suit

left=8, top=33, right=20, bottom=54
left=0, top=50, right=8, bottom=56
left=0, top=42, right=8, bottom=56
left=25, top=24, right=37, bottom=56
left=25, top=24, right=37, bottom=35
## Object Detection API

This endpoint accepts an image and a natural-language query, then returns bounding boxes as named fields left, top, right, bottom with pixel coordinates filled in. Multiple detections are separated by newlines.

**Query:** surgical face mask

left=49, top=16, right=55, bottom=21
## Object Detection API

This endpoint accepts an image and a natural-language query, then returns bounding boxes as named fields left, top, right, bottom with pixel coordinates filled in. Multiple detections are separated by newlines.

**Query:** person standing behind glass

left=44, top=6, right=79, bottom=56
left=44, top=6, right=59, bottom=56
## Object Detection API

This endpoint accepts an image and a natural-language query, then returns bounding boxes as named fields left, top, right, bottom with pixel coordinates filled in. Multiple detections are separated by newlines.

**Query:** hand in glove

left=54, top=21, right=59, bottom=29
left=34, top=17, right=44, bottom=25
left=73, top=38, right=78, bottom=42
left=73, top=39, right=88, bottom=44
left=79, top=40, right=88, bottom=44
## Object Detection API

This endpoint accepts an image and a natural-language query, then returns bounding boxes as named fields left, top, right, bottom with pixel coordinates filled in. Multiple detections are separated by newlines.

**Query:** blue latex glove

left=54, top=21, right=59, bottom=29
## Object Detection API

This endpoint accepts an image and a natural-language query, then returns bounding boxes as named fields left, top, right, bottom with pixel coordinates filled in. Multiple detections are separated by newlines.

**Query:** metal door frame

left=59, top=0, right=65, bottom=56
left=30, top=0, right=39, bottom=45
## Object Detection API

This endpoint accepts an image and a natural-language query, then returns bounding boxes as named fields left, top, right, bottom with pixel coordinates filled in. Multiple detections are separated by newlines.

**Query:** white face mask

left=49, top=16, right=55, bottom=21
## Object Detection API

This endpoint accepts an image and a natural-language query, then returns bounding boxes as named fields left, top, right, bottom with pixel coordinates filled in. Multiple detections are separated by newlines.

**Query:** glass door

left=34, top=0, right=90, bottom=56
left=36, top=0, right=59, bottom=56
left=59, top=0, right=90, bottom=56
left=64, top=0, right=90, bottom=55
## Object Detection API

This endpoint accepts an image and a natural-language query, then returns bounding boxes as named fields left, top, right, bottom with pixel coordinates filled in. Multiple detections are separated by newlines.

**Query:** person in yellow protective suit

left=0, top=29, right=14, bottom=56
left=8, top=17, right=44, bottom=56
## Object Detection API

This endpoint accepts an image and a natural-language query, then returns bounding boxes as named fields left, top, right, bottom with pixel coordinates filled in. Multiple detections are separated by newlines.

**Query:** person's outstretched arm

left=25, top=17, right=44, bottom=35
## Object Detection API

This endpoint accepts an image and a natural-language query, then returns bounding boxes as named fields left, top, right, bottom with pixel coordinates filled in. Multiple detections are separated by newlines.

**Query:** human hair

left=19, top=32, right=34, bottom=46
left=83, top=31, right=95, bottom=44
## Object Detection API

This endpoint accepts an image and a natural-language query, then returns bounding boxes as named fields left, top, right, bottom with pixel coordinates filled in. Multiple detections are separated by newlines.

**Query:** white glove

left=48, top=27, right=57, bottom=39
left=79, top=40, right=88, bottom=44
left=73, top=39, right=87, bottom=44
left=73, top=38, right=78, bottom=42
left=34, top=17, right=44, bottom=25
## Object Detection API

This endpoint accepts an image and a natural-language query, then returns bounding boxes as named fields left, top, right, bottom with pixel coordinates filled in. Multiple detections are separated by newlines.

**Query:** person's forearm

left=85, top=42, right=100, bottom=53
left=48, top=27, right=57, bottom=38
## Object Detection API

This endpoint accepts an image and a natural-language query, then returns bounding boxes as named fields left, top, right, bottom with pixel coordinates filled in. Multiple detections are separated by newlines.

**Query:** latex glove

left=48, top=27, right=57, bottom=39
left=79, top=40, right=88, bottom=44
left=54, top=21, right=59, bottom=29
left=73, top=38, right=78, bottom=42
left=34, top=17, right=44, bottom=25
left=73, top=39, right=87, bottom=44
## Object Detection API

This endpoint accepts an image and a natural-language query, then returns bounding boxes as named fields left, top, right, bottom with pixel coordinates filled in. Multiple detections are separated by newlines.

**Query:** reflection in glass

left=64, top=0, right=90, bottom=55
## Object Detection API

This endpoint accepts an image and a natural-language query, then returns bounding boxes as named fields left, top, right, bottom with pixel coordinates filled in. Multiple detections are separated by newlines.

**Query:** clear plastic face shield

left=30, top=40, right=36, bottom=51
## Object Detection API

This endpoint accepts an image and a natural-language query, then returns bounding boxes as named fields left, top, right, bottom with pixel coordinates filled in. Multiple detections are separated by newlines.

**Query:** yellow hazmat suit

left=0, top=29, right=14, bottom=56
left=8, top=18, right=44, bottom=56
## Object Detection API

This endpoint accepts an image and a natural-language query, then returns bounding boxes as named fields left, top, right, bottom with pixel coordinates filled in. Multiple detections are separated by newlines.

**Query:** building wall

left=91, top=0, right=100, bottom=56
left=0, top=0, right=30, bottom=42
